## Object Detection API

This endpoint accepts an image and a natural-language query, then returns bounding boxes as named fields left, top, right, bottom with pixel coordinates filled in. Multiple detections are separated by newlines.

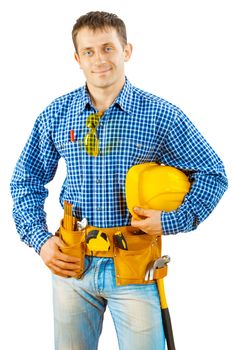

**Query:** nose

left=94, top=49, right=106, bottom=65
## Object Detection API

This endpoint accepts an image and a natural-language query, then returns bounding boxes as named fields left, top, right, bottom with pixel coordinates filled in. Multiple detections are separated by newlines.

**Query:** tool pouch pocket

left=114, top=234, right=161, bottom=286
left=56, top=220, right=86, bottom=278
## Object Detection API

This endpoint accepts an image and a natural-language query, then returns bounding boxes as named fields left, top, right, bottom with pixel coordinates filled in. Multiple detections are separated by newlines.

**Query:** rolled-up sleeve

left=160, top=110, right=228, bottom=234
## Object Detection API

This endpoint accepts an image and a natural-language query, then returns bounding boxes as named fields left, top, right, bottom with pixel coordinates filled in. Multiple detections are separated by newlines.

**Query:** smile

left=92, top=68, right=112, bottom=74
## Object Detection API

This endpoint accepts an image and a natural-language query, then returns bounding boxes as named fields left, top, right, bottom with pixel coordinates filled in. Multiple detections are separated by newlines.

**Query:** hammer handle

left=161, top=308, right=176, bottom=350
left=157, top=278, right=176, bottom=350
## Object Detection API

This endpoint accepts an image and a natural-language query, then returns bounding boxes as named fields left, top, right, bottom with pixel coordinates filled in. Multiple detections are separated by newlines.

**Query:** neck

left=87, top=77, right=125, bottom=111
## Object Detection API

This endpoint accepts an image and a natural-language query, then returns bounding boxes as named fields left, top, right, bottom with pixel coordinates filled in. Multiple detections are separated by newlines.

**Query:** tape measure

left=85, top=230, right=110, bottom=251
left=85, top=229, right=129, bottom=252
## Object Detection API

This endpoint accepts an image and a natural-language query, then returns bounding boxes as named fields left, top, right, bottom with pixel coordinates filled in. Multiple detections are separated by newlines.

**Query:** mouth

left=92, top=68, right=112, bottom=74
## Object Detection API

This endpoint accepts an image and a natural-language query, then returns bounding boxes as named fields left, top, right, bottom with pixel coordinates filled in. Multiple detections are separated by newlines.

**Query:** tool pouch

left=56, top=220, right=86, bottom=278
left=114, top=234, right=162, bottom=286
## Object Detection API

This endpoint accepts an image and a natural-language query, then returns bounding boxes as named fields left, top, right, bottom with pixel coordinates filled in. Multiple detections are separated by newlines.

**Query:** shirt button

left=96, top=207, right=102, bottom=211
left=96, top=178, right=101, bottom=184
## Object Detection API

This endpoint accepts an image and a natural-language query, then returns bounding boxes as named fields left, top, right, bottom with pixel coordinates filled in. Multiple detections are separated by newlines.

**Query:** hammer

left=145, top=256, right=176, bottom=350
left=145, top=255, right=171, bottom=281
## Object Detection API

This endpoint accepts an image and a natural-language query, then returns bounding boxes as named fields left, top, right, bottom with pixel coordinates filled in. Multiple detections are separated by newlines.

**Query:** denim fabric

left=52, top=257, right=165, bottom=350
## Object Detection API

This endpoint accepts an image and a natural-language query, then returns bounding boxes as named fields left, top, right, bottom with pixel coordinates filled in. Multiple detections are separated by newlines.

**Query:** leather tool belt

left=57, top=219, right=167, bottom=286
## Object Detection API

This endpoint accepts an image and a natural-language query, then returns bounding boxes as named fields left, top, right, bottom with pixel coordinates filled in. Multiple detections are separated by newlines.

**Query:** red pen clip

left=70, top=130, right=75, bottom=142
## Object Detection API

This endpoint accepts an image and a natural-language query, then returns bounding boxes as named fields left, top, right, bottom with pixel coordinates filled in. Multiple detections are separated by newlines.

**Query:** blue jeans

left=52, top=257, right=165, bottom=350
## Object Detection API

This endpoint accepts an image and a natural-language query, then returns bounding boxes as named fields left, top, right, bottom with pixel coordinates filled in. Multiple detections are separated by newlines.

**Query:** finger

left=49, top=261, right=80, bottom=277
left=52, top=235, right=68, bottom=248
left=54, top=259, right=81, bottom=271
left=49, top=264, right=79, bottom=278
left=55, top=250, right=81, bottom=263
left=131, top=217, right=141, bottom=227
left=131, top=217, right=148, bottom=228
left=133, top=207, right=151, bottom=218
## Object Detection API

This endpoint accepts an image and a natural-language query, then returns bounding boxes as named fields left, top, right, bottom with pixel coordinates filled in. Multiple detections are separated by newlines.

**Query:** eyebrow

left=79, top=42, right=115, bottom=52
left=80, top=47, right=93, bottom=52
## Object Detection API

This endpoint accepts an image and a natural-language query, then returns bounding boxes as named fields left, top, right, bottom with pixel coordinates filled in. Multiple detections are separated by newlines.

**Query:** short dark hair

left=72, top=11, right=127, bottom=52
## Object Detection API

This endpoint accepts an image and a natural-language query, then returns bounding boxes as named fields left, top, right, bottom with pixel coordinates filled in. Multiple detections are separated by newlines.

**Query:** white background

left=0, top=0, right=232, bottom=349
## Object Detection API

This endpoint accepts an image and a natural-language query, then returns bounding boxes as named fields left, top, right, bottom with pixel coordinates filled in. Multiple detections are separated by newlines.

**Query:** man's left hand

left=131, top=207, right=163, bottom=236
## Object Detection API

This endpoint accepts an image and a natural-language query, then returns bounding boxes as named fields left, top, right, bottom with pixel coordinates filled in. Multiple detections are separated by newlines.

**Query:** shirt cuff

left=161, top=207, right=199, bottom=235
left=29, top=229, right=53, bottom=254
left=161, top=210, right=181, bottom=235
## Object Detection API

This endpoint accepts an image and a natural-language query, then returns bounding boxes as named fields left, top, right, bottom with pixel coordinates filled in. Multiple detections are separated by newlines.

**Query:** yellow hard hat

left=125, top=163, right=190, bottom=219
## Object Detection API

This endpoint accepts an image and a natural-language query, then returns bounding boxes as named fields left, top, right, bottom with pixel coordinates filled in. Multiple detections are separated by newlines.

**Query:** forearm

left=158, top=109, right=228, bottom=234
left=161, top=169, right=228, bottom=234
left=10, top=110, right=60, bottom=253
left=11, top=180, right=53, bottom=253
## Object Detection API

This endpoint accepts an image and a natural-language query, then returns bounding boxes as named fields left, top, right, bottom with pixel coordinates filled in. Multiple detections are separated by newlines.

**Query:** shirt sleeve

left=160, top=110, right=228, bottom=234
left=10, top=106, right=61, bottom=253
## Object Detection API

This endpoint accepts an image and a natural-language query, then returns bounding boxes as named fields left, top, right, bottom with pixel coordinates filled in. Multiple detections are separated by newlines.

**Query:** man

left=11, top=11, right=228, bottom=350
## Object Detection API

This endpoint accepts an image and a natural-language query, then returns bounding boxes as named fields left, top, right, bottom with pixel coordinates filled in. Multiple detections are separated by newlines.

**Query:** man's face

left=74, top=27, right=132, bottom=90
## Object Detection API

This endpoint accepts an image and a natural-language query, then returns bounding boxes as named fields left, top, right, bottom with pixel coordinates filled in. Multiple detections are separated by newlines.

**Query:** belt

left=58, top=221, right=164, bottom=285
left=85, top=225, right=142, bottom=258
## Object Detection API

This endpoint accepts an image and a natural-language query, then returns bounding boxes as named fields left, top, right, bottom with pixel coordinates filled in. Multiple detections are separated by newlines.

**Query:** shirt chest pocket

left=55, top=140, right=83, bottom=161
left=118, top=139, right=156, bottom=164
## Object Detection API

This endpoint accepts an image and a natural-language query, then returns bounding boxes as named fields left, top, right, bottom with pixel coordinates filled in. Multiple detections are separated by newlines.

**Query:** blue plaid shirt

left=10, top=78, right=228, bottom=253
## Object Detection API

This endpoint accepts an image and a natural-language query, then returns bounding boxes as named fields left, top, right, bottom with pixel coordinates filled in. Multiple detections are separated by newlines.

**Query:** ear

left=124, top=43, right=133, bottom=62
left=74, top=52, right=81, bottom=65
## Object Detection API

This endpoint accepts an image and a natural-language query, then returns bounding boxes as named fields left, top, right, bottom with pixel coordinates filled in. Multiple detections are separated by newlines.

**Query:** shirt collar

left=74, top=84, right=92, bottom=114
left=75, top=77, right=133, bottom=114
left=114, top=77, right=133, bottom=114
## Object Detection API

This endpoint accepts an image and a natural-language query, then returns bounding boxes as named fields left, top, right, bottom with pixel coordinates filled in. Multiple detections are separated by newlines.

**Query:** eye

left=83, top=50, right=94, bottom=57
left=105, top=47, right=113, bottom=52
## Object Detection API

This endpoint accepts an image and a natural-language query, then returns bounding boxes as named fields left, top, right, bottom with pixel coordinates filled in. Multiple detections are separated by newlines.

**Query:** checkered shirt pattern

left=10, top=78, right=228, bottom=253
